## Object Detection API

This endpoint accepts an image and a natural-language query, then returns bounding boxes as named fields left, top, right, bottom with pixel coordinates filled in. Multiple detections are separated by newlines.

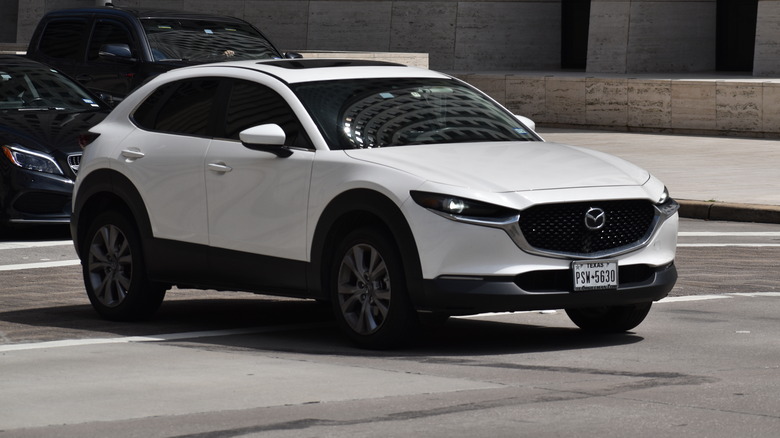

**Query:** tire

left=82, top=210, right=165, bottom=321
left=565, top=302, right=652, bottom=333
left=330, top=226, right=418, bottom=349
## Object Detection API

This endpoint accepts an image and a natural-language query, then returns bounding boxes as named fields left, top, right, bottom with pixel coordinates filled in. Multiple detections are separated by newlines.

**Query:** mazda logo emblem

left=584, top=207, right=606, bottom=230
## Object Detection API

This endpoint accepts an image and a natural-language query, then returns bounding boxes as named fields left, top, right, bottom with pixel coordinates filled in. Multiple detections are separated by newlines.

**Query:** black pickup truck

left=26, top=6, right=298, bottom=103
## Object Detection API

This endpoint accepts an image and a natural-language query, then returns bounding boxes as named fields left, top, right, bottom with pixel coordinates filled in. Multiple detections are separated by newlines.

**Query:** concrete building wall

left=588, top=0, right=717, bottom=74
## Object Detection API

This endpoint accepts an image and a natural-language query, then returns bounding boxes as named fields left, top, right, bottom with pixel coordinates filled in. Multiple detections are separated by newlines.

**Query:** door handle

left=121, top=149, right=145, bottom=159
left=208, top=162, right=232, bottom=173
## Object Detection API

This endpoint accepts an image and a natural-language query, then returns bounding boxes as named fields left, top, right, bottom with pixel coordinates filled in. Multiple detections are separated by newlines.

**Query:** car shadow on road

left=0, top=224, right=71, bottom=241
left=0, top=296, right=644, bottom=356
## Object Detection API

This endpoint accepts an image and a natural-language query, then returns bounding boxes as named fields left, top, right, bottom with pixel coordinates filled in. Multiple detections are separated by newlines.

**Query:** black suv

left=26, top=6, right=297, bottom=102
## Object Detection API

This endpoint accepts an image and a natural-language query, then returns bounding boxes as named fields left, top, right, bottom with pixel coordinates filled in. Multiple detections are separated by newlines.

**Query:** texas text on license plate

left=572, top=260, right=619, bottom=291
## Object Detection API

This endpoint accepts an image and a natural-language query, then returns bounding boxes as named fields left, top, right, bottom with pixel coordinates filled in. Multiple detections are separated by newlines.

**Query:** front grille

left=67, top=153, right=82, bottom=174
left=518, top=200, right=655, bottom=255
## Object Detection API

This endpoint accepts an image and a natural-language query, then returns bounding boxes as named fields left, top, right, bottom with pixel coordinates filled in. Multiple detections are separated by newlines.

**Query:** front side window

left=132, top=78, right=220, bottom=136
left=223, top=80, right=310, bottom=148
left=292, top=78, right=538, bottom=150
left=141, top=19, right=280, bottom=62
left=88, top=20, right=135, bottom=61
left=37, top=19, right=88, bottom=61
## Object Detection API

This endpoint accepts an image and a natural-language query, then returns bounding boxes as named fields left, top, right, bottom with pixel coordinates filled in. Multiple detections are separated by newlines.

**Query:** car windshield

left=142, top=19, right=281, bottom=62
left=291, top=78, right=538, bottom=150
left=0, top=64, right=103, bottom=111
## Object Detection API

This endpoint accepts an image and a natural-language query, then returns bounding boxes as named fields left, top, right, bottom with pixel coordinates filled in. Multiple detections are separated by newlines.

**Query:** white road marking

left=678, top=243, right=780, bottom=247
left=0, top=241, right=72, bottom=250
left=679, top=232, right=780, bottom=237
left=0, top=323, right=333, bottom=353
left=0, top=260, right=80, bottom=271
left=0, top=293, right=777, bottom=352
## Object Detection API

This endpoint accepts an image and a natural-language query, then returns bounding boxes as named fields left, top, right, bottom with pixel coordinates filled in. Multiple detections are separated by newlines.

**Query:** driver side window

left=88, top=20, right=135, bottom=61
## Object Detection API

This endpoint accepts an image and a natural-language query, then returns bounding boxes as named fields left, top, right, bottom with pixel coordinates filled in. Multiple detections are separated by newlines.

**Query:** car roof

left=42, top=6, right=252, bottom=24
left=183, top=59, right=452, bottom=84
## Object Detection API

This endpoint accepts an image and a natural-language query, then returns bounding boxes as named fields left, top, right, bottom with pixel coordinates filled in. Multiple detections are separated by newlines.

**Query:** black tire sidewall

left=82, top=210, right=164, bottom=321
left=329, top=226, right=417, bottom=349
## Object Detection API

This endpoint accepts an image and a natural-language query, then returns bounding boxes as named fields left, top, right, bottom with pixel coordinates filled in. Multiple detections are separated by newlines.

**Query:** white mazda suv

left=71, top=59, right=679, bottom=348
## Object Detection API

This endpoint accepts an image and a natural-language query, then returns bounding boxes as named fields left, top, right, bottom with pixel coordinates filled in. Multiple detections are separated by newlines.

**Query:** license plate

left=572, top=260, right=618, bottom=291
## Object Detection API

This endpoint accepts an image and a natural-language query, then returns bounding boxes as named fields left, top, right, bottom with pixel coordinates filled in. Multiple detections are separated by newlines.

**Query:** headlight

left=656, top=186, right=679, bottom=217
left=410, top=191, right=518, bottom=224
left=2, top=145, right=64, bottom=176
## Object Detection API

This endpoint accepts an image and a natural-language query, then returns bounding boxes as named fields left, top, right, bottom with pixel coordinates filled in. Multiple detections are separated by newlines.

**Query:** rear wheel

left=82, top=210, right=165, bottom=321
left=565, top=302, right=652, bottom=332
left=330, top=226, right=418, bottom=349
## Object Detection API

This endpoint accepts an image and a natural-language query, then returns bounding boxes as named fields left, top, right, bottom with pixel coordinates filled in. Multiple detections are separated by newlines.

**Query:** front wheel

left=330, top=226, right=418, bottom=349
left=565, top=302, right=652, bottom=333
left=82, top=210, right=165, bottom=321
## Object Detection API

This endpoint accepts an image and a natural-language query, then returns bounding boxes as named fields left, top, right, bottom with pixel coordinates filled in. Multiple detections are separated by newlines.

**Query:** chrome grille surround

left=67, top=153, right=82, bottom=174
left=505, top=199, right=679, bottom=260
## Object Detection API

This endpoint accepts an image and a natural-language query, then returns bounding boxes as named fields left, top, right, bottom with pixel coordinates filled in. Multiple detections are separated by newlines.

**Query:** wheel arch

left=309, top=189, right=424, bottom=306
left=72, top=169, right=153, bottom=259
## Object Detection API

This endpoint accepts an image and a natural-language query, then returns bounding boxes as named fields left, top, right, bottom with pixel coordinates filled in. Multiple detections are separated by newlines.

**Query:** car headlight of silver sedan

left=2, top=145, right=64, bottom=176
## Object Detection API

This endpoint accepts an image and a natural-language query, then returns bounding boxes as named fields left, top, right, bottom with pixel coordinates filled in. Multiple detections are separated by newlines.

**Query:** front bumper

left=0, top=166, right=74, bottom=224
left=415, top=262, right=677, bottom=315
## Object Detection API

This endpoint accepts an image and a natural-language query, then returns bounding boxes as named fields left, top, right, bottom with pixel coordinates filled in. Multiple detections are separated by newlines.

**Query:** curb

left=678, top=199, right=780, bottom=224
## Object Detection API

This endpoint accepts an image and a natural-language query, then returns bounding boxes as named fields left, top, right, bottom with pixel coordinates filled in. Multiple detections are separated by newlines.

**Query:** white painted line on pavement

left=679, top=232, right=780, bottom=237
left=0, top=323, right=333, bottom=353
left=678, top=243, right=780, bottom=247
left=0, top=241, right=72, bottom=250
left=657, top=294, right=732, bottom=303
left=0, top=260, right=80, bottom=271
left=1, top=293, right=777, bottom=352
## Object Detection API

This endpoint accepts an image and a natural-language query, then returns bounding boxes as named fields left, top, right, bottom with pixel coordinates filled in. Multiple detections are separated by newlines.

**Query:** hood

left=344, top=141, right=650, bottom=193
left=0, top=110, right=108, bottom=154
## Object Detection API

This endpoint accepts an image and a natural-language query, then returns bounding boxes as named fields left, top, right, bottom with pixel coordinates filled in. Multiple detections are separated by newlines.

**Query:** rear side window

left=133, top=78, right=220, bottom=136
left=37, top=19, right=88, bottom=61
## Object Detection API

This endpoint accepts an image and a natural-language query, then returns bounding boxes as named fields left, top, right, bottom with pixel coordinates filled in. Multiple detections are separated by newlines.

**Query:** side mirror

left=515, top=115, right=536, bottom=132
left=239, top=124, right=292, bottom=157
left=98, top=44, right=136, bottom=63
left=284, top=52, right=303, bottom=59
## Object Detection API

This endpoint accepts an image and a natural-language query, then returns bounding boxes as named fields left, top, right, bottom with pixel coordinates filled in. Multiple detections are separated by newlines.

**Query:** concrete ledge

left=678, top=200, right=780, bottom=224
left=297, top=51, right=428, bottom=69
left=454, top=72, right=780, bottom=138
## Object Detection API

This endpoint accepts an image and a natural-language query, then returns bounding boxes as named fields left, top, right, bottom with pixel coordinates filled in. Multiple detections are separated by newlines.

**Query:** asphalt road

left=1, top=219, right=779, bottom=437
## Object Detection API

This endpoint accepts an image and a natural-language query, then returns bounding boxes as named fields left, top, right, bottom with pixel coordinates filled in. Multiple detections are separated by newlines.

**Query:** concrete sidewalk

left=539, top=128, right=780, bottom=224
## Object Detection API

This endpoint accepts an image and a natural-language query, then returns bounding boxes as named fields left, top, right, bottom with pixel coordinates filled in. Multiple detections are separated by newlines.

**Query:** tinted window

left=223, top=80, right=309, bottom=148
left=88, top=20, right=135, bottom=61
left=133, top=78, right=220, bottom=136
left=38, top=20, right=88, bottom=61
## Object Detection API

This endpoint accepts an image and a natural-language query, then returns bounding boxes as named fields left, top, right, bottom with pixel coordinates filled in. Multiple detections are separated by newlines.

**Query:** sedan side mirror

left=239, top=124, right=292, bottom=157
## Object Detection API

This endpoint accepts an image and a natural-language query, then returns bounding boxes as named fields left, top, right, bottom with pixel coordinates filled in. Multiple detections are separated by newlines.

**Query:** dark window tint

left=133, top=78, right=220, bottom=136
left=38, top=20, right=88, bottom=61
left=224, top=80, right=309, bottom=148
left=88, top=20, right=135, bottom=61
